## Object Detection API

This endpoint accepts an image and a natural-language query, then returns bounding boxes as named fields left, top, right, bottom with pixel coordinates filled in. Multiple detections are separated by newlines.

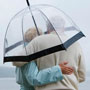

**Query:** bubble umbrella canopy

left=4, top=4, right=85, bottom=63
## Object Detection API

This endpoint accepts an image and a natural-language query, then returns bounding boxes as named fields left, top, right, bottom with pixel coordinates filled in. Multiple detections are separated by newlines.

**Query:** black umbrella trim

left=4, top=31, right=85, bottom=62
left=64, top=31, right=85, bottom=48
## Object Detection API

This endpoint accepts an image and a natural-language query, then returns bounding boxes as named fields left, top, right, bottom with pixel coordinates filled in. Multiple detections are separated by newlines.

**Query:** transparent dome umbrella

left=4, top=0, right=85, bottom=63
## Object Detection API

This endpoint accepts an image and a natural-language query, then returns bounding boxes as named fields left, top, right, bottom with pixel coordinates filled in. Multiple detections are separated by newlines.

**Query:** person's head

left=47, top=15, right=65, bottom=34
left=24, top=27, right=43, bottom=42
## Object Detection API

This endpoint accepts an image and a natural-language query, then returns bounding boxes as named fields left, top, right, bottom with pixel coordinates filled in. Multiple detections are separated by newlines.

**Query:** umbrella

left=4, top=0, right=85, bottom=63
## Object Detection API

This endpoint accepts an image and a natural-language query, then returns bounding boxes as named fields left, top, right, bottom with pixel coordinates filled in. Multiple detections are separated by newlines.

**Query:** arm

left=13, top=62, right=28, bottom=67
left=78, top=45, right=86, bottom=83
left=12, top=49, right=28, bottom=67
left=23, top=61, right=63, bottom=86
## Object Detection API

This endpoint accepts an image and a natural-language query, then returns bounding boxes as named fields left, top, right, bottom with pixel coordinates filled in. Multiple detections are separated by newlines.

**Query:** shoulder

left=31, top=34, right=58, bottom=43
left=34, top=34, right=57, bottom=40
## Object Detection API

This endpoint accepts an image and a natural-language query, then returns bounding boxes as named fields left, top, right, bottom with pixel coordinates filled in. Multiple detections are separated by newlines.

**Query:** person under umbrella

left=34, top=16, right=86, bottom=90
left=13, top=27, right=74, bottom=90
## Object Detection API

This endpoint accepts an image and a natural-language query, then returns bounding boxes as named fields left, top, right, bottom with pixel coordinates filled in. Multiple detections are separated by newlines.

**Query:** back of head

left=24, top=27, right=43, bottom=42
left=47, top=15, right=65, bottom=34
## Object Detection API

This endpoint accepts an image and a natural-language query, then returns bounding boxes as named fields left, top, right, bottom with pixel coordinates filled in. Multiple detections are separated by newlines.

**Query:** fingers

left=60, top=65, right=74, bottom=75
left=60, top=61, right=68, bottom=66
left=59, top=62, right=74, bottom=75
left=64, top=67, right=74, bottom=75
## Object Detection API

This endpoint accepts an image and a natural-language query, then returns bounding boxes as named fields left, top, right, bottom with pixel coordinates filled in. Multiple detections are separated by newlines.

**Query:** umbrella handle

left=26, top=0, right=30, bottom=6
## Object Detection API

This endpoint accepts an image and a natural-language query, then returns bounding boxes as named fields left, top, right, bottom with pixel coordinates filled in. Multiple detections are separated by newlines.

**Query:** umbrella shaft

left=26, top=0, right=30, bottom=6
left=26, top=0, right=40, bottom=35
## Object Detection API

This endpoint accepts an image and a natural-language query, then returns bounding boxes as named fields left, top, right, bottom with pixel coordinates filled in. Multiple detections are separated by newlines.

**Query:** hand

left=59, top=62, right=74, bottom=75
